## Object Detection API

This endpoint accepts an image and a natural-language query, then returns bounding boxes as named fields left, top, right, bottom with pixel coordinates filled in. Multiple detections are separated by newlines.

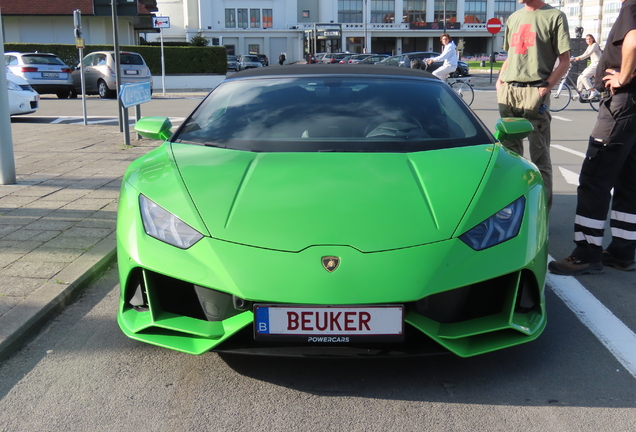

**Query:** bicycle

left=549, top=65, right=601, bottom=112
left=414, top=59, right=474, bottom=106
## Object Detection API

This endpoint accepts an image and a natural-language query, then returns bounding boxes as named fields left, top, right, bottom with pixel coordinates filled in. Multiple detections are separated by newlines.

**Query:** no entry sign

left=487, top=18, right=502, bottom=34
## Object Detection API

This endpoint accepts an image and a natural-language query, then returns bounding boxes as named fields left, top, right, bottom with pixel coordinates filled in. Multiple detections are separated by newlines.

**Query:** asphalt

left=0, top=71, right=498, bottom=362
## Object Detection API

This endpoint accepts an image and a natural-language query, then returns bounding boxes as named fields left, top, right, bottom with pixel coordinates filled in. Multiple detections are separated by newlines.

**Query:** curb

left=0, top=239, right=117, bottom=362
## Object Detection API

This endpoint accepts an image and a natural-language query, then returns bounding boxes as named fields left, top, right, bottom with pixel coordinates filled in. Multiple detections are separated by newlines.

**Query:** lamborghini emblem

left=322, top=256, right=340, bottom=272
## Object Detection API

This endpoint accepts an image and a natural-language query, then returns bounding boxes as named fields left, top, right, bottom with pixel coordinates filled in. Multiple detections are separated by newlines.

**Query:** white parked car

left=6, top=71, right=39, bottom=116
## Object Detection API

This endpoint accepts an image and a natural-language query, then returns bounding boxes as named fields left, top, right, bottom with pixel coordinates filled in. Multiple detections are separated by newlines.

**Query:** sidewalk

left=0, top=122, right=157, bottom=361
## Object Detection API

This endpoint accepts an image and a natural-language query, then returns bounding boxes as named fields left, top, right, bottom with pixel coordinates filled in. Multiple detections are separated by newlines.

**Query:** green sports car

left=117, top=65, right=548, bottom=357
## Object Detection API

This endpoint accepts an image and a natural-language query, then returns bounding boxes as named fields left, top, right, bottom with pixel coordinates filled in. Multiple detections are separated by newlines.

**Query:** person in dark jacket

left=549, top=0, right=636, bottom=275
left=279, top=53, right=286, bottom=65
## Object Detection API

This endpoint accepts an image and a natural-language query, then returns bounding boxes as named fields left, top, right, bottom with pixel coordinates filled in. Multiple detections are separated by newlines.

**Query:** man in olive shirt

left=549, top=0, right=636, bottom=275
left=496, top=0, right=571, bottom=211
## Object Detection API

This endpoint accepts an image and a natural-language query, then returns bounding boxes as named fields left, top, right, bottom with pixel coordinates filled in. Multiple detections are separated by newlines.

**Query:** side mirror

left=494, top=118, right=534, bottom=142
left=134, top=116, right=173, bottom=141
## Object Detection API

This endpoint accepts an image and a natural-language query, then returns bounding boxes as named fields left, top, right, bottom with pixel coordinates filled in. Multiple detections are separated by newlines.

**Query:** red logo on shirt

left=510, top=24, right=536, bottom=55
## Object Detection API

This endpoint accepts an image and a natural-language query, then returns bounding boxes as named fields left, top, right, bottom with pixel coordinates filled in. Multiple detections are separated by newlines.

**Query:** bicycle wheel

left=549, top=82, right=571, bottom=112
left=449, top=81, right=474, bottom=106
left=589, top=98, right=601, bottom=112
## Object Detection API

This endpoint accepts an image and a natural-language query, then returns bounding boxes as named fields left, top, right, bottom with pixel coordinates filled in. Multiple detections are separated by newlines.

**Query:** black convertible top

left=230, top=63, right=439, bottom=81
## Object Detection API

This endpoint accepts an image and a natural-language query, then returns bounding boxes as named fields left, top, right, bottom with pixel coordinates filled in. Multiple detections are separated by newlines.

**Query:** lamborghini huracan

left=117, top=65, right=548, bottom=357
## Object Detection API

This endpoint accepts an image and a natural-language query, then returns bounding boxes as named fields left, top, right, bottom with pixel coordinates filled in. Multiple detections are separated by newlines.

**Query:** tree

left=190, top=34, right=209, bottom=46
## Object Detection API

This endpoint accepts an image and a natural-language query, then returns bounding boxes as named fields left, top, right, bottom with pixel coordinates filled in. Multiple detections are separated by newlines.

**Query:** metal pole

left=363, top=0, right=368, bottom=53
left=0, top=10, right=17, bottom=185
left=160, top=28, right=165, bottom=95
left=443, top=0, right=447, bottom=32
left=79, top=46, right=88, bottom=125
left=111, top=0, right=126, bottom=140
left=135, top=105, right=142, bottom=140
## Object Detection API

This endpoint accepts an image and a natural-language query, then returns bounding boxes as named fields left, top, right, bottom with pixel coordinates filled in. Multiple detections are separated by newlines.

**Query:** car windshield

left=21, top=55, right=65, bottom=65
left=173, top=75, right=493, bottom=152
left=243, top=56, right=259, bottom=62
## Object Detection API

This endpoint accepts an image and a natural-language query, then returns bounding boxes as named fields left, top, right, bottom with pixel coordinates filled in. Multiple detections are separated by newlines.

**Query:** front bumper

left=117, top=182, right=548, bottom=358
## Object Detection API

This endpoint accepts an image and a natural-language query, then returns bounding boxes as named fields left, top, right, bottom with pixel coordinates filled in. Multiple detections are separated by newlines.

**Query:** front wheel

left=589, top=98, right=601, bottom=112
left=549, top=82, right=571, bottom=112
left=449, top=81, right=474, bottom=106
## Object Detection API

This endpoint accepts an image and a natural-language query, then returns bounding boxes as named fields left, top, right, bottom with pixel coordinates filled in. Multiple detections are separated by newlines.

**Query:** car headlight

left=7, top=80, right=22, bottom=91
left=459, top=196, right=526, bottom=251
left=139, top=194, right=203, bottom=249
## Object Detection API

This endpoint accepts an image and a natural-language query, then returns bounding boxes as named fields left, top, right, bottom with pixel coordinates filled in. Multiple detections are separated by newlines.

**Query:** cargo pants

left=497, top=83, right=553, bottom=210
left=571, top=91, right=636, bottom=263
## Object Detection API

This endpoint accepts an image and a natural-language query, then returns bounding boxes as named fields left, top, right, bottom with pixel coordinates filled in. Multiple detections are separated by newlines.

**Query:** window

left=494, top=0, right=518, bottom=23
left=250, top=9, right=261, bottom=28
left=238, top=8, right=248, bottom=28
left=249, top=44, right=260, bottom=55
left=403, top=1, right=426, bottom=23
left=303, top=10, right=310, bottom=18
left=435, top=0, right=457, bottom=23
left=464, top=0, right=486, bottom=23
left=370, top=0, right=395, bottom=23
left=338, top=0, right=363, bottom=23
left=263, top=9, right=273, bottom=28
left=225, top=9, right=236, bottom=28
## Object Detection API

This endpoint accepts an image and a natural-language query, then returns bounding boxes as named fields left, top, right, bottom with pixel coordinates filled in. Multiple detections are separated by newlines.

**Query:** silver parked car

left=71, top=51, right=153, bottom=99
left=237, top=55, right=263, bottom=71
left=227, top=55, right=238, bottom=71
left=4, top=52, right=74, bottom=98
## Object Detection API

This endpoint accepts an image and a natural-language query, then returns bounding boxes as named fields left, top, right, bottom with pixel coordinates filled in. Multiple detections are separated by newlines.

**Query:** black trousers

left=572, top=91, right=636, bottom=262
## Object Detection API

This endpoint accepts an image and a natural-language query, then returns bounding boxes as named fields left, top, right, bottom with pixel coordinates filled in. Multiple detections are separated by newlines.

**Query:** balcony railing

left=293, top=22, right=498, bottom=31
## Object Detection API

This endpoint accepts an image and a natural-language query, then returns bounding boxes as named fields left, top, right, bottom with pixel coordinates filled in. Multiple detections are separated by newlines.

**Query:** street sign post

left=153, top=17, right=170, bottom=95
left=73, top=9, right=88, bottom=125
left=119, top=82, right=152, bottom=145
left=486, top=18, right=503, bottom=83
left=487, top=18, right=502, bottom=34
left=119, top=82, right=152, bottom=109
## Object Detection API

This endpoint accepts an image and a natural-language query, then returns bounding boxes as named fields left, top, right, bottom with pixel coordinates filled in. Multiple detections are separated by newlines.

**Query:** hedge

left=3, top=43, right=227, bottom=75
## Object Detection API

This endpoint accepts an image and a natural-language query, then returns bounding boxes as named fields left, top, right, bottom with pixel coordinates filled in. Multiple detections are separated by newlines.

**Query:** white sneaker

left=589, top=90, right=601, bottom=99
left=572, top=93, right=579, bottom=101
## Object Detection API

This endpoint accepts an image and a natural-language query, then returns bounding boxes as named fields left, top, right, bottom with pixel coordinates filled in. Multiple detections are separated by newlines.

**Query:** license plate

left=41, top=72, right=59, bottom=78
left=124, top=70, right=139, bottom=75
left=254, top=305, right=404, bottom=342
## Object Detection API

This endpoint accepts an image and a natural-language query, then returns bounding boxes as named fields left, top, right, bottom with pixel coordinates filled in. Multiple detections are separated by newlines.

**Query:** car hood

left=167, top=144, right=495, bottom=252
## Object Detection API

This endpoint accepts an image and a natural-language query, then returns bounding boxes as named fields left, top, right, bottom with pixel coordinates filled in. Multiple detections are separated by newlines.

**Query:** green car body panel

left=117, top=123, right=548, bottom=357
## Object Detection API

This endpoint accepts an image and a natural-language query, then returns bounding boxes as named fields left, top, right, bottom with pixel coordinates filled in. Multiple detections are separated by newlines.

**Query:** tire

left=98, top=80, right=115, bottom=99
left=589, top=98, right=601, bottom=112
left=549, top=82, right=571, bottom=112
left=69, top=88, right=78, bottom=99
left=56, top=91, right=70, bottom=99
left=449, top=81, right=474, bottom=106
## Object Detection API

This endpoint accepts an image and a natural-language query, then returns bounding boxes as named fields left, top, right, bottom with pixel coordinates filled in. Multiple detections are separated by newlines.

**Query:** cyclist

left=572, top=34, right=602, bottom=99
left=425, top=34, right=457, bottom=81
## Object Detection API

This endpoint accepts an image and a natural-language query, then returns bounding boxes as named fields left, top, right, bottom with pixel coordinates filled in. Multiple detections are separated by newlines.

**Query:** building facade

left=1, top=0, right=158, bottom=46
left=149, top=0, right=625, bottom=62
left=545, top=0, right=622, bottom=48
left=150, top=0, right=523, bottom=62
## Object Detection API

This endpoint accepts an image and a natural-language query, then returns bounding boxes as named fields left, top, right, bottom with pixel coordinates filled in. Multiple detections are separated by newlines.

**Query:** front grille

left=125, top=268, right=245, bottom=322
left=412, top=271, right=539, bottom=324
